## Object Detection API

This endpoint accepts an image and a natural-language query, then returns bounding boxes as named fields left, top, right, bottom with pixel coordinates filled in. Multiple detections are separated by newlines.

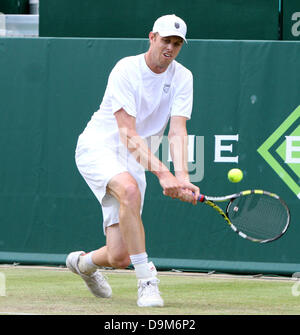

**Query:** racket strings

left=227, top=194, right=289, bottom=240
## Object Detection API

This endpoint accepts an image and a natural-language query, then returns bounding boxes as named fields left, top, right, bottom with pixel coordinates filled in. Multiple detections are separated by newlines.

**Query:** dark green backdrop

left=39, top=0, right=279, bottom=40
left=0, top=37, right=300, bottom=275
left=0, top=0, right=29, bottom=14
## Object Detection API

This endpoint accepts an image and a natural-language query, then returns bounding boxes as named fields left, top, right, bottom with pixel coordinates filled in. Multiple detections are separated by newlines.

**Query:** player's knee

left=121, top=183, right=141, bottom=206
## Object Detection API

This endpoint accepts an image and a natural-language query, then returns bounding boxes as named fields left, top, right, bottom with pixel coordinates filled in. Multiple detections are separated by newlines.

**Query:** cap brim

left=156, top=31, right=187, bottom=43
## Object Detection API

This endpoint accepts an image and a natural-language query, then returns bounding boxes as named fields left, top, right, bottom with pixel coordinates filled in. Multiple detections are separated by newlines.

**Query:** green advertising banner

left=282, top=0, right=300, bottom=40
left=39, top=0, right=279, bottom=40
left=0, top=38, right=299, bottom=275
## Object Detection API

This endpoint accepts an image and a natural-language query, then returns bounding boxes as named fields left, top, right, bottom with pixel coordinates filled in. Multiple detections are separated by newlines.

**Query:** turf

left=0, top=266, right=299, bottom=315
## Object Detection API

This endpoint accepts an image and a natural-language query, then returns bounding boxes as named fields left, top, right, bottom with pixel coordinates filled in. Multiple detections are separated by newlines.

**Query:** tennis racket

left=197, top=189, right=290, bottom=243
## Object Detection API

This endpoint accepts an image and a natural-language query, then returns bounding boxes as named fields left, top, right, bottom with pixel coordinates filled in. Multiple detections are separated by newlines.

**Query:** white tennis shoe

left=66, top=251, right=112, bottom=298
left=137, top=277, right=164, bottom=307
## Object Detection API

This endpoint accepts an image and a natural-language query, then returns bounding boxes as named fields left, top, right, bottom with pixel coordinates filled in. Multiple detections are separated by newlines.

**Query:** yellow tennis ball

left=228, top=168, right=243, bottom=183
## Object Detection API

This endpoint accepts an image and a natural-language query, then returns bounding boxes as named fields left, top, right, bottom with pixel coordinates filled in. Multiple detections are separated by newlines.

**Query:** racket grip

left=192, top=192, right=205, bottom=202
left=198, top=194, right=205, bottom=202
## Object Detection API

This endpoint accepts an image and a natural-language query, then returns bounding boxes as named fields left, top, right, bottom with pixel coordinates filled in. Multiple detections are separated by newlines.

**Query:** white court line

left=0, top=264, right=294, bottom=282
left=0, top=312, right=38, bottom=315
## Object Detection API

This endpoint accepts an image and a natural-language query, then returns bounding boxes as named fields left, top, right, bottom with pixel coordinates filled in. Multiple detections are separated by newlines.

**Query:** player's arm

left=114, top=108, right=183, bottom=199
left=168, top=116, right=200, bottom=204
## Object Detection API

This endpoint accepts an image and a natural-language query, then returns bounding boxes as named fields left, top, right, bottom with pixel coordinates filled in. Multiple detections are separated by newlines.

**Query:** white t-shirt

left=79, top=53, right=193, bottom=154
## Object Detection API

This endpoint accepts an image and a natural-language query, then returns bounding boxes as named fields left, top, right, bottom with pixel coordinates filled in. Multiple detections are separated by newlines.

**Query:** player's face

left=146, top=33, right=184, bottom=73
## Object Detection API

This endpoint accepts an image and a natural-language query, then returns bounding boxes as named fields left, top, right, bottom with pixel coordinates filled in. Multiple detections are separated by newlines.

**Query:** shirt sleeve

left=107, top=59, right=137, bottom=117
left=170, top=69, right=193, bottom=120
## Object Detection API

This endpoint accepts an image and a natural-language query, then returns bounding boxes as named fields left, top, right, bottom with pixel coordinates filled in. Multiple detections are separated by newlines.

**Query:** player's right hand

left=179, top=180, right=200, bottom=205
left=158, top=172, right=200, bottom=205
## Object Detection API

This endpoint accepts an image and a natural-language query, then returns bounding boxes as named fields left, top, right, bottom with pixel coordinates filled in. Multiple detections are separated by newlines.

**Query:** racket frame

left=198, top=189, right=290, bottom=243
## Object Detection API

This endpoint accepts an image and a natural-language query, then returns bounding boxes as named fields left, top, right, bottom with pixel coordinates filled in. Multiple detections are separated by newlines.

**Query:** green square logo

left=257, top=105, right=300, bottom=199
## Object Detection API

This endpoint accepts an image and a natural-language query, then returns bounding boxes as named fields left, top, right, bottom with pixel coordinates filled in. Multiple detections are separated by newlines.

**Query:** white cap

left=152, top=14, right=187, bottom=43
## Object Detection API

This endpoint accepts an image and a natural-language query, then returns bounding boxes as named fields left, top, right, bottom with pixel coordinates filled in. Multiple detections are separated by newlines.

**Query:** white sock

left=130, top=253, right=157, bottom=279
left=78, top=251, right=98, bottom=275
left=130, top=252, right=148, bottom=265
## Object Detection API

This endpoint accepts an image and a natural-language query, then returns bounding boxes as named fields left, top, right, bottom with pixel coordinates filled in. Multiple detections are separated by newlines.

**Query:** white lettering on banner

left=167, top=135, right=195, bottom=162
left=166, top=135, right=204, bottom=183
left=214, top=134, right=239, bottom=163
left=291, top=12, right=300, bottom=37
left=188, top=136, right=204, bottom=182
left=285, top=136, right=300, bottom=164
left=116, top=132, right=204, bottom=183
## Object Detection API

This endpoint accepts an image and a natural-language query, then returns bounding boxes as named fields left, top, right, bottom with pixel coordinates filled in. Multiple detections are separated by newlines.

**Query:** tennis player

left=66, top=14, right=200, bottom=307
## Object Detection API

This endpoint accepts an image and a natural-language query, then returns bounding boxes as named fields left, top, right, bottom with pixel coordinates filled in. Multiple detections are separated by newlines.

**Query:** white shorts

left=75, top=135, right=146, bottom=235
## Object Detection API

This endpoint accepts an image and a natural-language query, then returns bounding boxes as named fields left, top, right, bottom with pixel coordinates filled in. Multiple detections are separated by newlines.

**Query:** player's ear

left=149, top=32, right=157, bottom=43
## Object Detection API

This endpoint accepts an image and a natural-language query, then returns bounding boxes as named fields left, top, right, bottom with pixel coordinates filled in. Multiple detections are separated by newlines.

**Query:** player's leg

left=79, top=172, right=163, bottom=306
left=78, top=171, right=145, bottom=268
left=86, top=223, right=131, bottom=269
left=105, top=172, right=163, bottom=307
left=68, top=143, right=162, bottom=305
left=66, top=143, right=122, bottom=298
left=106, top=172, right=146, bottom=255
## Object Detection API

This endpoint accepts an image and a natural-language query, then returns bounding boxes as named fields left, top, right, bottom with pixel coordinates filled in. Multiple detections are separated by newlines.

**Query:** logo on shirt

left=163, top=84, right=171, bottom=93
